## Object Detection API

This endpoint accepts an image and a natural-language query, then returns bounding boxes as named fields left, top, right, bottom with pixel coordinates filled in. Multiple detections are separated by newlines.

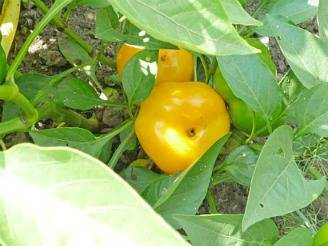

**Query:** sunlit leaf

left=0, top=144, right=188, bottom=246
left=95, top=8, right=174, bottom=49
left=122, top=49, right=158, bottom=106
left=221, top=0, right=262, bottom=26
left=110, top=0, right=258, bottom=56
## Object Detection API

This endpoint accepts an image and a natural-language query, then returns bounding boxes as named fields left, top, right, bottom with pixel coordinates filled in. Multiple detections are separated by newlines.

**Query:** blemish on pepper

left=186, top=128, right=196, bottom=137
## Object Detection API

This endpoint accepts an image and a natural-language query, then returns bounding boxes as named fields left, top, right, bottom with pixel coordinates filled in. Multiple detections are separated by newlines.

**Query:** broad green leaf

left=96, top=8, right=174, bottom=49
left=221, top=0, right=262, bottom=26
left=176, top=214, right=278, bottom=246
left=274, top=227, right=313, bottom=246
left=95, top=7, right=124, bottom=43
left=267, top=17, right=328, bottom=88
left=246, top=38, right=277, bottom=76
left=2, top=73, right=51, bottom=121
left=29, top=127, right=116, bottom=162
left=120, top=166, right=161, bottom=194
left=122, top=49, right=157, bottom=107
left=266, top=0, right=318, bottom=24
left=55, top=77, right=105, bottom=110
left=217, top=53, right=282, bottom=122
left=0, top=144, right=188, bottom=246
left=154, top=135, right=230, bottom=227
left=259, top=0, right=319, bottom=33
left=258, top=0, right=319, bottom=36
left=110, top=0, right=259, bottom=56
left=242, top=126, right=326, bottom=231
left=142, top=175, right=178, bottom=206
left=319, top=0, right=328, bottom=40
left=287, top=84, right=328, bottom=138
left=217, top=145, right=258, bottom=186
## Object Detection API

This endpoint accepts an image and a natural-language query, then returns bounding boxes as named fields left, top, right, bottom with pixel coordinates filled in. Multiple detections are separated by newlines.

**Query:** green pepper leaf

left=176, top=214, right=278, bottom=246
left=319, top=0, right=328, bottom=40
left=274, top=227, right=313, bottom=246
left=287, top=84, right=328, bottom=138
left=242, top=126, right=326, bottom=231
left=221, top=0, right=262, bottom=26
left=30, top=127, right=114, bottom=162
left=54, top=77, right=105, bottom=110
left=153, top=135, right=230, bottom=228
left=110, top=0, right=258, bottom=56
left=266, top=17, right=328, bottom=88
left=122, top=49, right=158, bottom=107
left=0, top=144, right=188, bottom=245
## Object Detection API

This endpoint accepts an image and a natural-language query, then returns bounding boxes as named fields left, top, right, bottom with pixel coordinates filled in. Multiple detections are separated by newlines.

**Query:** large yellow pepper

left=135, top=82, right=230, bottom=174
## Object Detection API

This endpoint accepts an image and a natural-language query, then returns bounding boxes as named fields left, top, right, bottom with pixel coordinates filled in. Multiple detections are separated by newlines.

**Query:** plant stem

left=0, top=85, right=38, bottom=135
left=0, top=140, right=6, bottom=150
left=0, top=117, right=29, bottom=135
left=295, top=210, right=317, bottom=235
left=38, top=101, right=100, bottom=131
left=246, top=111, right=256, bottom=143
left=108, top=126, right=135, bottom=169
left=264, top=117, right=273, bottom=135
left=7, top=0, right=74, bottom=83
left=194, top=55, right=198, bottom=81
left=206, top=190, right=218, bottom=214
left=32, top=0, right=115, bottom=67
left=0, top=0, right=72, bottom=135
left=12, top=93, right=39, bottom=123
left=207, top=57, right=218, bottom=84
left=0, top=83, right=19, bottom=100
left=199, top=55, right=209, bottom=83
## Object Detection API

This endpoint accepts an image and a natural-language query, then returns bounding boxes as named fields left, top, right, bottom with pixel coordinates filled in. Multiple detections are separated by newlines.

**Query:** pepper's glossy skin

left=116, top=44, right=194, bottom=83
left=135, top=82, right=230, bottom=174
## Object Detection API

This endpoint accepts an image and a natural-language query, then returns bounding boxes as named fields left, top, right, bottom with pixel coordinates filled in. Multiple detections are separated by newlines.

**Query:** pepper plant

left=0, top=0, right=327, bottom=245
